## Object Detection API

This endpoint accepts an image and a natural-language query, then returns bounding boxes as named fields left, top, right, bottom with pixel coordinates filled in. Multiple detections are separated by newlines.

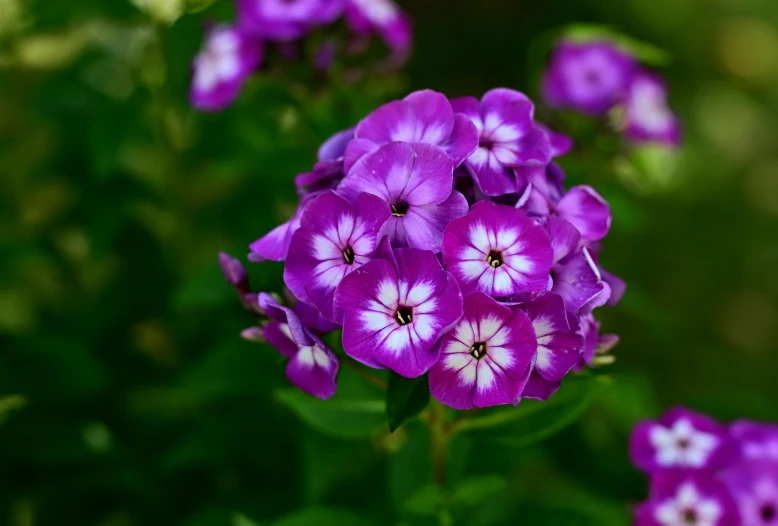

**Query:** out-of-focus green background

left=1, top=0, right=777, bottom=524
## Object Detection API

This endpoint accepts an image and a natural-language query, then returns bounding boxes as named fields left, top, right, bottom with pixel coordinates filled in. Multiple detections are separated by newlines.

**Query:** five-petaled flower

left=631, top=407, right=736, bottom=473
left=339, top=142, right=469, bottom=252
left=635, top=471, right=738, bottom=526
left=452, top=88, right=552, bottom=196
left=334, top=248, right=463, bottom=377
left=284, top=191, right=391, bottom=321
left=428, top=292, right=537, bottom=410
left=441, top=201, right=553, bottom=297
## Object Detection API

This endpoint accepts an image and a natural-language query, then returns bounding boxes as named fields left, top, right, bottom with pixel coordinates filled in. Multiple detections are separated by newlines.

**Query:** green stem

left=428, top=400, right=448, bottom=488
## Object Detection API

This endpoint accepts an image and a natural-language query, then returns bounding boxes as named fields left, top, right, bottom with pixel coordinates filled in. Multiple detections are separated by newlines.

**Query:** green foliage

left=386, top=372, right=430, bottom=432
left=271, top=507, right=377, bottom=526
left=277, top=389, right=386, bottom=439
left=454, top=375, right=599, bottom=446
left=3, top=0, right=778, bottom=524
left=560, top=23, right=672, bottom=65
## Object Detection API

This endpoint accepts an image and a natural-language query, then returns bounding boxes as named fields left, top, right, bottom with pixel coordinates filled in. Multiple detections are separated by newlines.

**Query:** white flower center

left=649, top=419, right=718, bottom=468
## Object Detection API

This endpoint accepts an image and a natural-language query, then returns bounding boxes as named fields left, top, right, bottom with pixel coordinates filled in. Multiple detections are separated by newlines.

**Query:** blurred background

left=1, top=0, right=777, bottom=524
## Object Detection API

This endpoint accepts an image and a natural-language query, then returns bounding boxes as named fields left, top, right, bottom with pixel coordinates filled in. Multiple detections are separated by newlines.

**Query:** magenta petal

left=403, top=90, right=455, bottom=145
left=481, top=88, right=534, bottom=136
left=521, top=370, right=560, bottom=401
left=318, top=127, right=354, bottom=161
left=551, top=248, right=606, bottom=313
left=263, top=321, right=299, bottom=358
left=285, top=191, right=390, bottom=320
left=285, top=335, right=339, bottom=399
left=523, top=292, right=583, bottom=381
left=442, top=201, right=554, bottom=297
left=343, top=137, right=379, bottom=174
left=556, top=185, right=612, bottom=241
left=355, top=99, right=415, bottom=144
left=429, top=292, right=536, bottom=409
left=402, top=191, right=468, bottom=252
left=442, top=114, right=480, bottom=168
left=336, top=249, right=463, bottom=377
left=514, top=124, right=552, bottom=165
left=544, top=216, right=581, bottom=264
left=465, top=152, right=519, bottom=196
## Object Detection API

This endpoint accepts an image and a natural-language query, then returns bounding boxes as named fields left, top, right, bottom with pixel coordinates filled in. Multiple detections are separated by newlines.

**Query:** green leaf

left=561, top=24, right=672, bottom=66
left=272, top=507, right=376, bottom=526
left=0, top=394, right=27, bottom=425
left=450, top=475, right=507, bottom=509
left=386, top=372, right=430, bottom=432
left=402, top=485, right=447, bottom=517
left=453, top=375, right=598, bottom=446
left=276, top=389, right=386, bottom=439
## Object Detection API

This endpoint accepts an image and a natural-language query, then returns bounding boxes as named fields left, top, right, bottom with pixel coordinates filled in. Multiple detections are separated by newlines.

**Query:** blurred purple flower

left=542, top=40, right=637, bottom=116
left=190, top=25, right=262, bottom=111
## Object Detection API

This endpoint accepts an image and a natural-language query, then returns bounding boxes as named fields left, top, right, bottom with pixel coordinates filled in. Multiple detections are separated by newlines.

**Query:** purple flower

left=284, top=191, right=391, bottom=321
left=258, top=293, right=339, bottom=399
left=542, top=40, right=637, bottom=116
left=219, top=251, right=249, bottom=291
left=441, top=201, right=553, bottom=297
left=428, top=292, right=536, bottom=410
left=343, top=90, right=479, bottom=172
left=295, top=128, right=354, bottom=196
left=248, top=195, right=315, bottom=262
left=519, top=292, right=584, bottom=400
left=722, top=460, right=778, bottom=526
left=451, top=89, right=552, bottom=196
left=237, top=0, right=345, bottom=41
left=730, top=421, right=778, bottom=462
left=344, top=0, right=412, bottom=54
left=635, top=470, right=739, bottom=526
left=578, top=313, right=619, bottom=366
left=551, top=247, right=609, bottom=314
left=555, top=185, right=612, bottom=242
left=190, top=25, right=262, bottom=111
left=338, top=142, right=469, bottom=251
left=623, top=71, right=682, bottom=146
left=333, top=248, right=463, bottom=377
left=630, top=407, right=737, bottom=474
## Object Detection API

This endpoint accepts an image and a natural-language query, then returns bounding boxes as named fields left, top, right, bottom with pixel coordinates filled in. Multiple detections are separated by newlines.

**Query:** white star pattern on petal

left=654, top=483, right=722, bottom=526
left=649, top=419, right=719, bottom=468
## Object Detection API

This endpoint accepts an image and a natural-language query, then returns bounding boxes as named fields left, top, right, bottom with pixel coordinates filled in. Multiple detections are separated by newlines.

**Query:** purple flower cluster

left=542, top=39, right=681, bottom=146
left=191, top=0, right=412, bottom=111
left=222, top=88, right=623, bottom=409
left=631, top=407, right=778, bottom=525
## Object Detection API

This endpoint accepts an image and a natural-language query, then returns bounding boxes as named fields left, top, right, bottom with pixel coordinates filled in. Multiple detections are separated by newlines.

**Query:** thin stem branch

left=428, top=400, right=448, bottom=488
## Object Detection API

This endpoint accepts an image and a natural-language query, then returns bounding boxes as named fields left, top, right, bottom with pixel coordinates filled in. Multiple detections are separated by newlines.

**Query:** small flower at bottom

left=635, top=470, right=739, bottom=526
left=722, top=460, right=778, bottom=526
left=630, top=407, right=736, bottom=473
left=441, top=201, right=553, bottom=297
left=730, top=421, right=778, bottom=462
left=284, top=191, right=391, bottom=321
left=333, top=247, right=463, bottom=377
left=428, top=292, right=536, bottom=410
left=258, top=293, right=339, bottom=399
